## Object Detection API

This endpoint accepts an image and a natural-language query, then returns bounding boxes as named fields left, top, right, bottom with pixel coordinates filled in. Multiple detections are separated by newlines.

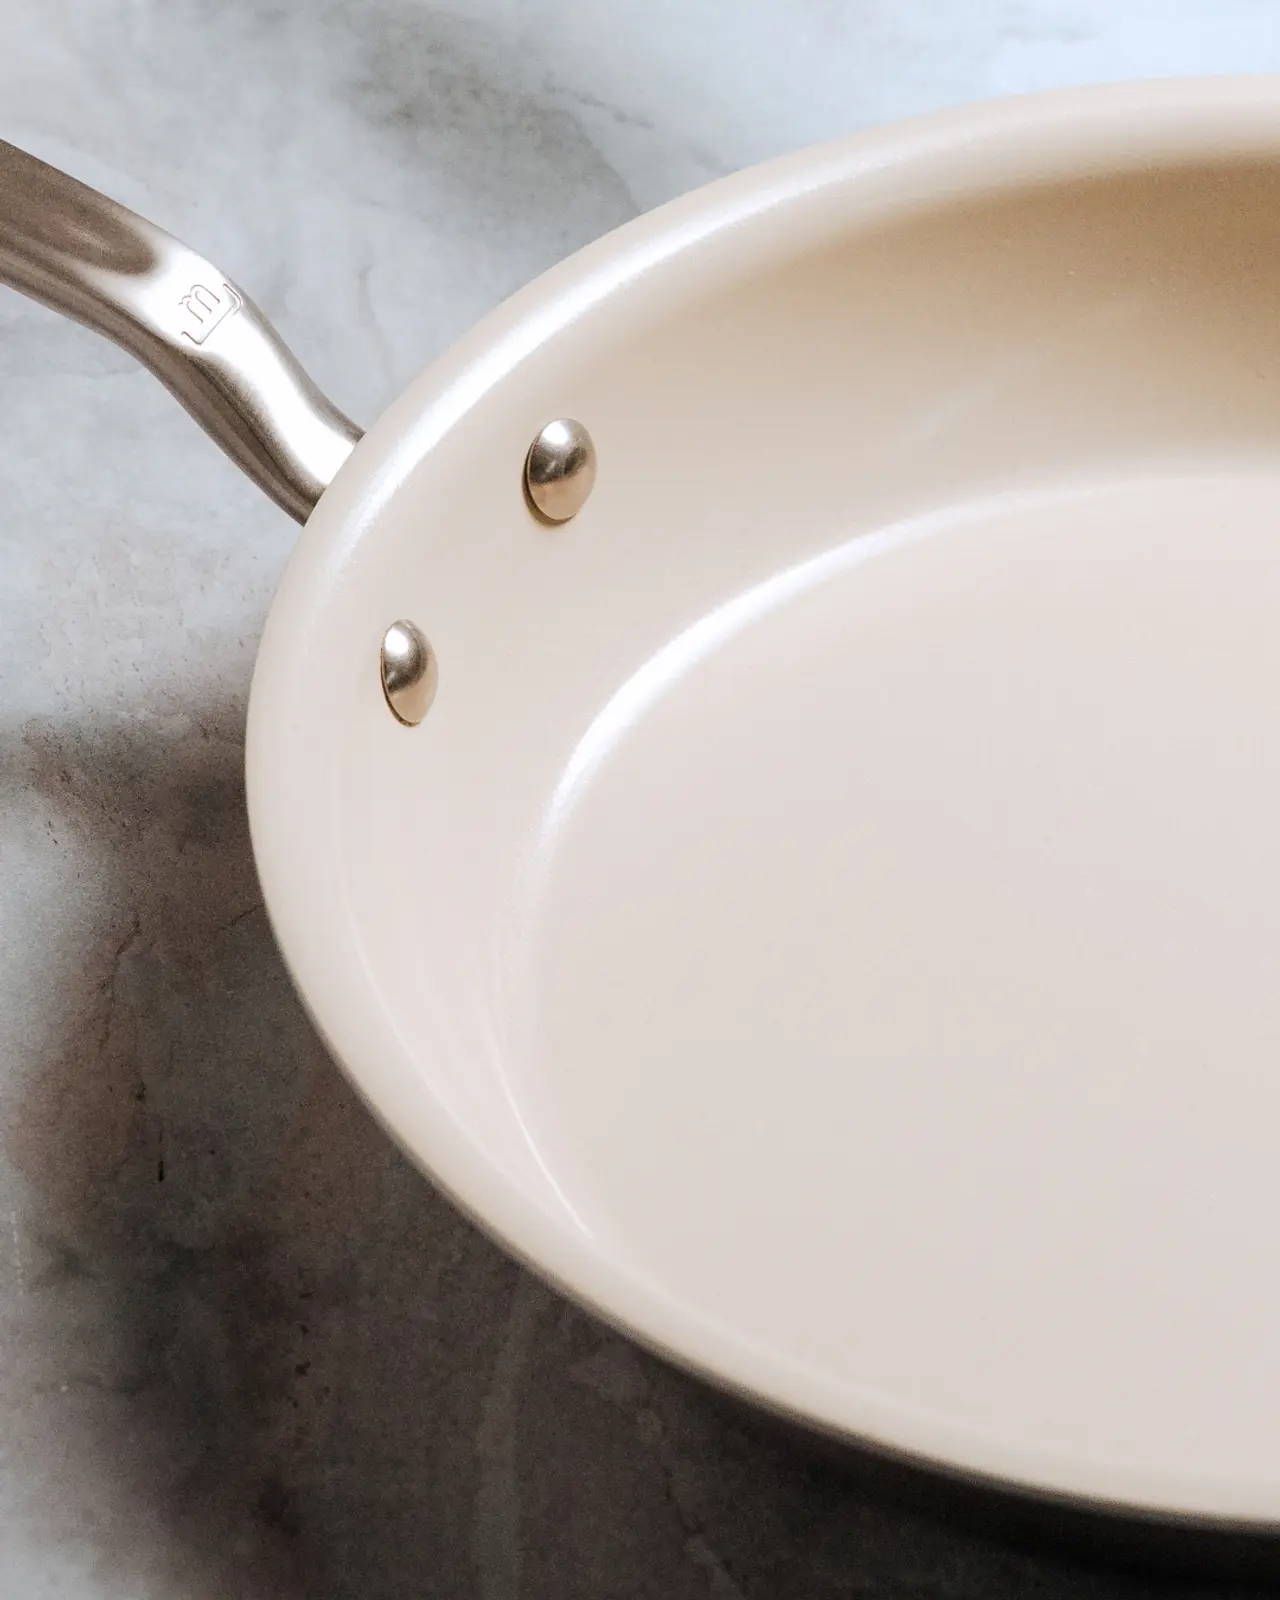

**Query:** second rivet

left=524, top=418, right=596, bottom=522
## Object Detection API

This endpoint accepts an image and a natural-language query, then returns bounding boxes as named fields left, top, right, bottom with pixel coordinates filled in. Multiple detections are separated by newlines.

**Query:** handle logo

left=177, top=282, right=241, bottom=344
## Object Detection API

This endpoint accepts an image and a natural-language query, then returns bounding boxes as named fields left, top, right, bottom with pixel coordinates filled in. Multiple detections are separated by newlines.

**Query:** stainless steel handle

left=0, top=139, right=361, bottom=522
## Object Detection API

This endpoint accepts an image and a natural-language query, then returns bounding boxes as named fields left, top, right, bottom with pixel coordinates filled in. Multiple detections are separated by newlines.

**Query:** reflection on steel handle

left=0, top=139, right=362, bottom=522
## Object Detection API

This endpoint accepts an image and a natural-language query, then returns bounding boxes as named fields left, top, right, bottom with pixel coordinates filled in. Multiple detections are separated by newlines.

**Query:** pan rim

left=247, top=75, right=1280, bottom=1529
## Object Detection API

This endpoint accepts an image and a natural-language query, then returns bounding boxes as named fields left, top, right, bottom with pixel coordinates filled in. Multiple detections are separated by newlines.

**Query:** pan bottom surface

left=510, top=464, right=1280, bottom=1498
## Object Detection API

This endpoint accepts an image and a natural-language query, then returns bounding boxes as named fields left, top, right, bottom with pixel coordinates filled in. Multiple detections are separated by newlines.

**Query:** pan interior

left=256, top=136, right=1280, bottom=1515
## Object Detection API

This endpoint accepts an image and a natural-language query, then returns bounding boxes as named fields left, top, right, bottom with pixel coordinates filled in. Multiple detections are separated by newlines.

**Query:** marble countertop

left=3, top=4, right=1279, bottom=1596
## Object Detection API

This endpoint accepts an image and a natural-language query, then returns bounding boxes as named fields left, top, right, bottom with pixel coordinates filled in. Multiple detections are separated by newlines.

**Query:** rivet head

left=380, top=620, right=437, bottom=726
left=524, top=418, right=596, bottom=522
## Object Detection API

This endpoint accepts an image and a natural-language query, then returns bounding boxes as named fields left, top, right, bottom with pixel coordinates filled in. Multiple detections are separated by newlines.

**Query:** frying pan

left=6, top=76, right=1280, bottom=1531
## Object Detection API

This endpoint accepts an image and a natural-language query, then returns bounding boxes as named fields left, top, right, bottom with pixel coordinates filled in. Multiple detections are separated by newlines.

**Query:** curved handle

left=0, top=139, right=362, bottom=522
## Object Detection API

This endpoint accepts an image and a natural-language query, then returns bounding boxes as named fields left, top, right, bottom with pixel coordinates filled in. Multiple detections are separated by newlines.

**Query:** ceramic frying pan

left=6, top=77, right=1280, bottom=1530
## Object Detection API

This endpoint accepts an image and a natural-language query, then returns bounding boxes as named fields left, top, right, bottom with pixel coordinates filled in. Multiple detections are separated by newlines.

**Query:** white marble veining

left=4, top=3, right=1280, bottom=1596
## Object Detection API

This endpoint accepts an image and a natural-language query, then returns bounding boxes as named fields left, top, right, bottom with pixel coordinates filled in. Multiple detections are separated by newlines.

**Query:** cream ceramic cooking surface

left=7, top=79, right=1280, bottom=1526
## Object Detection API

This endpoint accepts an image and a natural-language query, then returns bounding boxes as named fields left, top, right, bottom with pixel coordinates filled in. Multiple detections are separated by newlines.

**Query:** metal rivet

left=523, top=418, right=596, bottom=522
left=380, top=620, right=437, bottom=726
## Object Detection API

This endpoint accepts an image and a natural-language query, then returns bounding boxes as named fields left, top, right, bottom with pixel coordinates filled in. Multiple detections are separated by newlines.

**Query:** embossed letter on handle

left=0, top=139, right=362, bottom=522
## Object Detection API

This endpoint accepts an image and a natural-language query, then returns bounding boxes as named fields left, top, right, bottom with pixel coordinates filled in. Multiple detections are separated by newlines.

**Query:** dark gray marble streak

left=3, top=1, right=1280, bottom=1595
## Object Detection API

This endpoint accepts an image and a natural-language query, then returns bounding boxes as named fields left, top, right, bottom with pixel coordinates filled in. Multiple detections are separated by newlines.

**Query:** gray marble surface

left=4, top=3, right=1280, bottom=1596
